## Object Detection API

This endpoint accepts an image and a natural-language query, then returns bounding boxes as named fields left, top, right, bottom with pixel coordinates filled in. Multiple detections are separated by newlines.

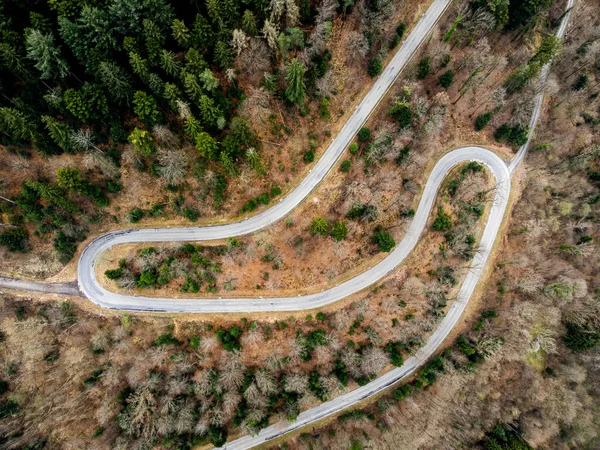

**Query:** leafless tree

left=157, top=146, right=187, bottom=184
left=360, top=346, right=389, bottom=376
left=284, top=373, right=309, bottom=393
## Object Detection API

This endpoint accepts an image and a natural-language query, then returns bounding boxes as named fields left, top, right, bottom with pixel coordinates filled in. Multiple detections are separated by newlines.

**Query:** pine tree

left=0, top=108, right=37, bottom=142
left=133, top=91, right=162, bottom=126
left=0, top=43, right=30, bottom=77
left=214, top=41, right=233, bottom=68
left=171, top=19, right=190, bottom=47
left=192, top=14, right=212, bottom=49
left=143, top=19, right=165, bottom=63
left=198, top=95, right=222, bottom=126
left=25, top=29, right=69, bottom=79
left=262, top=19, right=279, bottom=50
left=195, top=132, right=218, bottom=159
left=242, top=10, right=258, bottom=35
left=159, top=50, right=181, bottom=77
left=183, top=72, right=202, bottom=102
left=98, top=61, right=132, bottom=103
left=199, top=68, right=219, bottom=91
left=163, top=83, right=183, bottom=111
left=206, top=0, right=221, bottom=24
left=285, top=58, right=306, bottom=106
left=246, top=148, right=265, bottom=175
left=41, top=116, right=72, bottom=152
left=129, top=52, right=150, bottom=80
left=220, top=151, right=238, bottom=177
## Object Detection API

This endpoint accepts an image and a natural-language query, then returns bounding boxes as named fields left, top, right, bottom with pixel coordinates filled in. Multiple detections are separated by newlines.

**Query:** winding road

left=0, top=0, right=573, bottom=447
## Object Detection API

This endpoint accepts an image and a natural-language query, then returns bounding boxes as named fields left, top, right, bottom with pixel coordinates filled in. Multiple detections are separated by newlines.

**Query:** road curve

left=0, top=0, right=572, bottom=447
left=79, top=147, right=509, bottom=312
left=75, top=0, right=454, bottom=311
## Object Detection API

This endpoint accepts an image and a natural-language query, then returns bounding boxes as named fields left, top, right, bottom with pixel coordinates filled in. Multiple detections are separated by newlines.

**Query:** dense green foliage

left=438, top=70, right=454, bottom=88
left=388, top=102, right=412, bottom=128
left=417, top=56, right=431, bottom=79
left=432, top=206, right=452, bottom=231
left=372, top=226, right=395, bottom=252
left=494, top=123, right=529, bottom=147
left=475, top=112, right=493, bottom=131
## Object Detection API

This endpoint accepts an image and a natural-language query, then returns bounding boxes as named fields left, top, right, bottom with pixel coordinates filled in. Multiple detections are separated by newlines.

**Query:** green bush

left=417, top=56, right=431, bottom=79
left=104, top=268, right=122, bottom=280
left=494, top=123, right=529, bottom=147
left=384, top=341, right=405, bottom=366
left=396, top=23, right=406, bottom=39
left=330, top=220, right=348, bottom=241
left=393, top=384, right=413, bottom=400
left=438, top=70, right=454, bottom=88
left=388, top=102, right=412, bottom=128
left=368, top=56, right=382, bottom=77
left=432, top=206, right=452, bottom=231
left=349, top=142, right=359, bottom=154
left=304, top=149, right=315, bottom=163
left=395, top=145, right=410, bottom=165
left=357, top=127, right=371, bottom=142
left=474, top=112, right=493, bottom=131
left=372, top=227, right=395, bottom=252
left=0, top=227, right=29, bottom=252
left=216, top=325, right=243, bottom=351
left=154, top=333, right=182, bottom=346
left=128, top=207, right=144, bottom=223
left=310, top=217, right=330, bottom=236
left=340, top=159, right=351, bottom=172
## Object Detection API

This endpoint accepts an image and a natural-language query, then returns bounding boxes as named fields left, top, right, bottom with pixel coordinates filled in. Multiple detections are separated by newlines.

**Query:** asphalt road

left=78, top=147, right=509, bottom=312
left=76, top=0, right=454, bottom=312
left=0, top=0, right=572, bottom=446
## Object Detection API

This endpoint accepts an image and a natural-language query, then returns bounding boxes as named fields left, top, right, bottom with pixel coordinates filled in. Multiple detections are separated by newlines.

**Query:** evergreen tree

left=98, top=61, right=132, bottom=103
left=133, top=91, right=162, bottom=126
left=195, top=132, right=218, bottom=159
left=242, top=10, right=258, bottom=35
left=0, top=43, right=30, bottom=77
left=0, top=108, right=37, bottom=142
left=171, top=19, right=190, bottom=47
left=129, top=52, right=150, bottom=80
left=41, top=116, right=72, bottom=152
left=159, top=49, right=181, bottom=77
left=199, top=68, right=219, bottom=91
left=198, top=95, right=222, bottom=126
left=162, top=83, right=183, bottom=111
left=25, top=30, right=69, bottom=80
left=192, top=14, right=212, bottom=49
left=285, top=58, right=306, bottom=106
left=220, top=151, right=238, bottom=177
left=214, top=40, right=233, bottom=68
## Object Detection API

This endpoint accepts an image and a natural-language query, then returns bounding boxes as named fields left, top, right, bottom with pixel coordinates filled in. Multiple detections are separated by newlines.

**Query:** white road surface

left=0, top=0, right=572, bottom=447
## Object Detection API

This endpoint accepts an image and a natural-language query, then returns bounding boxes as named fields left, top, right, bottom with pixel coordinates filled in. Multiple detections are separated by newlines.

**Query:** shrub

left=395, top=145, right=410, bottom=165
left=340, top=160, right=351, bottom=172
left=438, top=70, right=454, bottom=88
left=104, top=268, right=122, bottom=280
left=572, top=74, right=587, bottom=91
left=417, top=56, right=431, bottom=79
left=216, top=325, right=243, bottom=351
left=368, top=56, right=382, bottom=77
left=357, top=127, right=371, bottom=142
left=304, top=149, right=315, bottom=163
left=154, top=333, right=182, bottom=346
left=432, top=206, right=452, bottom=231
left=310, top=217, right=330, bottom=236
left=128, top=207, right=144, bottom=223
left=474, top=112, right=493, bottom=131
left=393, top=384, right=413, bottom=401
left=372, top=227, right=395, bottom=252
left=316, top=312, right=327, bottom=321
left=0, top=400, right=19, bottom=418
left=0, top=227, right=29, bottom=252
left=388, top=102, right=412, bottom=128
left=396, top=23, right=406, bottom=39
left=564, top=323, right=600, bottom=351
left=183, top=206, right=200, bottom=222
left=330, top=220, right=348, bottom=241
left=494, top=123, right=529, bottom=147
left=137, top=269, right=158, bottom=288
left=349, top=142, right=359, bottom=154
left=128, top=128, right=155, bottom=156
left=384, top=341, right=405, bottom=366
